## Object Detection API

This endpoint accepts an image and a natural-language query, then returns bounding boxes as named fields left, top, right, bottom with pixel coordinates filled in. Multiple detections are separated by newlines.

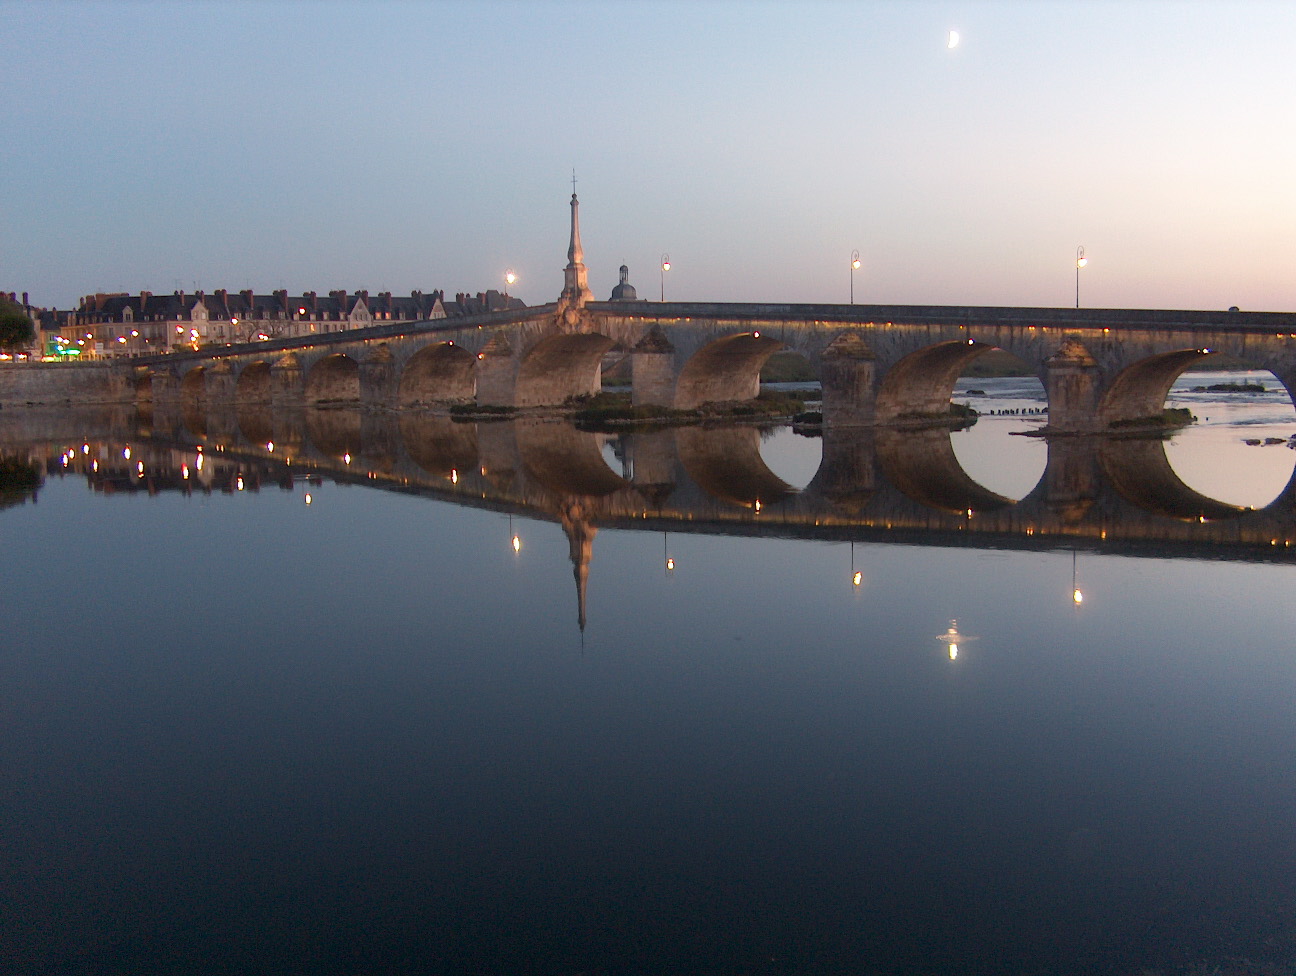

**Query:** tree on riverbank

left=0, top=296, right=34, bottom=352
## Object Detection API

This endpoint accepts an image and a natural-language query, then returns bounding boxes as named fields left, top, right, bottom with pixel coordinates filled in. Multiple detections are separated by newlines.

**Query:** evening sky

left=3, top=0, right=1293, bottom=312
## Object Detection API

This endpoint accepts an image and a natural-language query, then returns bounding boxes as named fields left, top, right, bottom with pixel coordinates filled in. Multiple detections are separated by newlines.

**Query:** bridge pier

left=1043, top=337, right=1101, bottom=434
left=820, top=333, right=876, bottom=427
left=150, top=370, right=180, bottom=407
left=359, top=344, right=398, bottom=411
left=205, top=361, right=237, bottom=403
left=631, top=329, right=676, bottom=409
left=475, top=335, right=518, bottom=408
left=270, top=354, right=304, bottom=409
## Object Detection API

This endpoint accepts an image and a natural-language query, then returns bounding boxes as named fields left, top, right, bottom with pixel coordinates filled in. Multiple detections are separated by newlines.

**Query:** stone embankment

left=0, top=363, right=123, bottom=407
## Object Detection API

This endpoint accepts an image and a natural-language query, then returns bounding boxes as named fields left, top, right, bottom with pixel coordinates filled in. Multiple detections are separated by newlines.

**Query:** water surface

left=1, top=383, right=1294, bottom=976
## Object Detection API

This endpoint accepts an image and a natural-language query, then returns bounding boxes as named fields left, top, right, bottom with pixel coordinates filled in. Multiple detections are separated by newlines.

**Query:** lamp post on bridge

left=504, top=269, right=516, bottom=301
left=1075, top=245, right=1087, bottom=309
left=850, top=249, right=861, bottom=304
left=660, top=254, right=670, bottom=302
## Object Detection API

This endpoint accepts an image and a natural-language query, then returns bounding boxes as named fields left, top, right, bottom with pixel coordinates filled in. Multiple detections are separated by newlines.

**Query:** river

left=1, top=373, right=1294, bottom=975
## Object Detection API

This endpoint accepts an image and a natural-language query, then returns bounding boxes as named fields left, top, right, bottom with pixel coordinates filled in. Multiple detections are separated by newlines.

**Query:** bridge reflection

left=14, top=403, right=1294, bottom=632
left=11, top=402, right=1296, bottom=560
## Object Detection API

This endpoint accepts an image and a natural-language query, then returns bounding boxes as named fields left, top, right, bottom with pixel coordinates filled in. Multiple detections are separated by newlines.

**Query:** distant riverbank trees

left=0, top=295, right=34, bottom=352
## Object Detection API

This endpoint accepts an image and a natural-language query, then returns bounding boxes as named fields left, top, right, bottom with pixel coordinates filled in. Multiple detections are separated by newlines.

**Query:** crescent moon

left=947, top=30, right=960, bottom=49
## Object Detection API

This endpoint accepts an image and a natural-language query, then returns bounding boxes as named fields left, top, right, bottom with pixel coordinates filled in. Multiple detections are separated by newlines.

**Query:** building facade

left=68, top=288, right=524, bottom=358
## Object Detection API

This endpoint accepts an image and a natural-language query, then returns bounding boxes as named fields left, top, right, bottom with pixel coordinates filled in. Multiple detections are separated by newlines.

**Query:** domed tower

left=609, top=264, right=640, bottom=301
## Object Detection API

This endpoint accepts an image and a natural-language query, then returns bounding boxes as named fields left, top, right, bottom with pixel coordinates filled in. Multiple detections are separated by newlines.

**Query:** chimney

left=21, top=292, right=28, bottom=307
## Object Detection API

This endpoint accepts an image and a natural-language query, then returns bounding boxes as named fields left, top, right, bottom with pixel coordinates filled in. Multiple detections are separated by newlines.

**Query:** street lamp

left=850, top=249, right=861, bottom=304
left=660, top=254, right=670, bottom=302
left=1075, top=245, right=1087, bottom=309
left=504, top=269, right=516, bottom=299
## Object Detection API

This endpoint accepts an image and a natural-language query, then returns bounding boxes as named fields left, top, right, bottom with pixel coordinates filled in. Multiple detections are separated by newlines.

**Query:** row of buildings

left=4, top=287, right=527, bottom=359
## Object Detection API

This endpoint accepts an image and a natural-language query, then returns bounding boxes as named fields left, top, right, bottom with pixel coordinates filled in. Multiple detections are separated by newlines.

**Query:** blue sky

left=3, top=0, right=1294, bottom=312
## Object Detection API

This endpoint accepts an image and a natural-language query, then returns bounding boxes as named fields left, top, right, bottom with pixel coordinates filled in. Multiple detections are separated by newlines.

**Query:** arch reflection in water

left=71, top=403, right=1296, bottom=549
left=1163, top=367, right=1296, bottom=509
left=25, top=403, right=1296, bottom=634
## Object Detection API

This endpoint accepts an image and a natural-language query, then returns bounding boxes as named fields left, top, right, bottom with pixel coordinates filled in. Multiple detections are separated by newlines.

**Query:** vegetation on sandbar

left=1108, top=407, right=1196, bottom=431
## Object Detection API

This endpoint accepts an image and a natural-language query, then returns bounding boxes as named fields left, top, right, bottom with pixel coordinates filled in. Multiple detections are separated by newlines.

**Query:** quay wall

left=0, top=363, right=124, bottom=407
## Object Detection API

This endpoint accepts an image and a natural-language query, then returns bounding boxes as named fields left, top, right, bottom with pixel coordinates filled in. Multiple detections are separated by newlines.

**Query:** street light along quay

left=504, top=269, right=516, bottom=299
left=660, top=254, right=670, bottom=302
left=1075, top=245, right=1087, bottom=309
left=850, top=249, right=861, bottom=304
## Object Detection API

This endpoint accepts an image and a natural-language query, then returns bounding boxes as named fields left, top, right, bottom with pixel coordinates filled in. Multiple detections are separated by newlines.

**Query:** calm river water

left=2, top=372, right=1295, bottom=976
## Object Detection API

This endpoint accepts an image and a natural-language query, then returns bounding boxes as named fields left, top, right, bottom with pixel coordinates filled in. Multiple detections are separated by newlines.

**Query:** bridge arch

left=180, top=366, right=207, bottom=401
left=1099, top=349, right=1217, bottom=426
left=675, top=332, right=785, bottom=410
left=305, top=354, right=360, bottom=406
left=235, top=361, right=273, bottom=403
left=515, top=332, right=616, bottom=407
left=876, top=340, right=996, bottom=424
left=399, top=342, right=475, bottom=407
left=132, top=372, right=154, bottom=403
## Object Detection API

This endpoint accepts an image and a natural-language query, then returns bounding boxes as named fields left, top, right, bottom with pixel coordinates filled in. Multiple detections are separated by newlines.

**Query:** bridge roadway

left=19, top=402, right=1296, bottom=562
left=117, top=299, right=1296, bottom=434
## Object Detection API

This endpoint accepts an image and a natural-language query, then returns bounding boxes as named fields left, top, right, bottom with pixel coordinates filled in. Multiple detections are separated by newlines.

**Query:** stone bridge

left=116, top=299, right=1296, bottom=435
left=104, top=193, right=1296, bottom=434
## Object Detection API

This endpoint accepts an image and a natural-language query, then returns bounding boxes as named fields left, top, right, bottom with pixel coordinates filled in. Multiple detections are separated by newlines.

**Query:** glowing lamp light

left=343, top=453, right=351, bottom=465
left=123, top=447, right=131, bottom=460
left=512, top=535, right=522, bottom=553
left=1073, top=588, right=1084, bottom=605
left=852, top=571, right=862, bottom=587
left=666, top=557, right=675, bottom=571
left=266, top=441, right=274, bottom=453
left=304, top=493, right=313, bottom=505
